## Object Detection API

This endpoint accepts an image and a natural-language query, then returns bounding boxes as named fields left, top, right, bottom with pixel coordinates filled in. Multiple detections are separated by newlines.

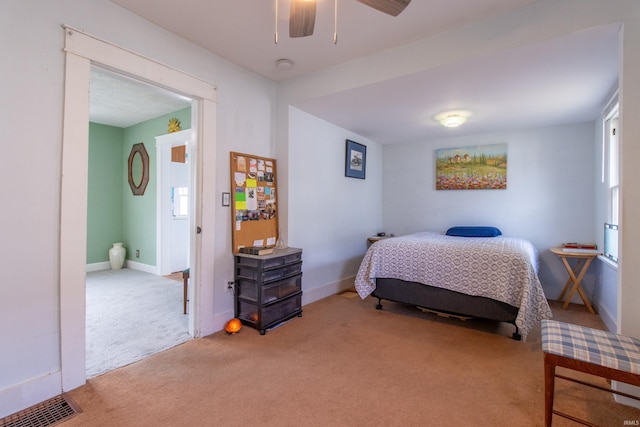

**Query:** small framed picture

left=222, top=192, right=230, bottom=206
left=345, top=139, right=366, bottom=179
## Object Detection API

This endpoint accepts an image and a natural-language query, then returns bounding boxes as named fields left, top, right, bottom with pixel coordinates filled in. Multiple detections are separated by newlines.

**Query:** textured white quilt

left=355, top=232, right=552, bottom=340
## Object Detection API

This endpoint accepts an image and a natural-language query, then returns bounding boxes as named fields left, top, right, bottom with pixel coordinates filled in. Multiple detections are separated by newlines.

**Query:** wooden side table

left=549, top=247, right=600, bottom=314
left=367, top=235, right=392, bottom=244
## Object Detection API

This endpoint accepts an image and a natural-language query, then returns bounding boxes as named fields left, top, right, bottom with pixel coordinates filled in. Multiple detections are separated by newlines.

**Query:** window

left=604, top=223, right=618, bottom=262
left=172, top=186, right=189, bottom=219
left=603, top=97, right=619, bottom=263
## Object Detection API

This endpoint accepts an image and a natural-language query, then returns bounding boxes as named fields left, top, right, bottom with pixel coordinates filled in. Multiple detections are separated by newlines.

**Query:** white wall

left=619, top=4, right=640, bottom=337
left=1, top=0, right=276, bottom=417
left=616, top=10, right=640, bottom=406
left=597, top=260, right=619, bottom=332
left=288, top=107, right=383, bottom=302
left=381, top=123, right=597, bottom=300
left=592, top=96, right=620, bottom=333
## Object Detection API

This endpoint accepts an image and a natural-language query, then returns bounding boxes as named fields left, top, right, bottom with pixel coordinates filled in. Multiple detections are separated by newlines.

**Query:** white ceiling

left=90, top=67, right=191, bottom=128
left=93, top=0, right=620, bottom=143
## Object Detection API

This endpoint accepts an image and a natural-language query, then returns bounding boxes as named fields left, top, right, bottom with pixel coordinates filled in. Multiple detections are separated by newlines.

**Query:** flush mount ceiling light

left=276, top=59, right=294, bottom=70
left=433, top=110, right=474, bottom=128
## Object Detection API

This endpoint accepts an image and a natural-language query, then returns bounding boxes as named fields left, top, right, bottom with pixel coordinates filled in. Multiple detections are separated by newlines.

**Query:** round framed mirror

left=128, top=143, right=149, bottom=195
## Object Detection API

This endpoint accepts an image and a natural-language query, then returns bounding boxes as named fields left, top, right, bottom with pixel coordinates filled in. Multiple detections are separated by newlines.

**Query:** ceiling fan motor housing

left=288, top=0, right=411, bottom=38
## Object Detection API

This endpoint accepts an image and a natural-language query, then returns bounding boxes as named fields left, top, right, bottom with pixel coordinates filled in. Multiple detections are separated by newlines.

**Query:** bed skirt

left=373, top=278, right=521, bottom=339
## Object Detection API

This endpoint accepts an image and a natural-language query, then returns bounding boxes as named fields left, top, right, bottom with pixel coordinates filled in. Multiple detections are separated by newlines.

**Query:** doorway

left=86, top=66, right=193, bottom=377
left=61, top=26, right=218, bottom=391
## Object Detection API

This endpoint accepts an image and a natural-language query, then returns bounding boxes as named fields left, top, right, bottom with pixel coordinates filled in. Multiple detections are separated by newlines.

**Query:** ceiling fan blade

left=290, top=0, right=316, bottom=38
left=356, top=0, right=411, bottom=17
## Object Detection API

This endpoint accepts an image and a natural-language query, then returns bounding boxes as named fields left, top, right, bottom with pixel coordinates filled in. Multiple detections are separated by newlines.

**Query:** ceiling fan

left=289, top=0, right=412, bottom=38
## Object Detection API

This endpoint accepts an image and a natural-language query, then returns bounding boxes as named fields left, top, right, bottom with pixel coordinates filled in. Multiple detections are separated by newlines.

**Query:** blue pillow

left=445, top=226, right=502, bottom=237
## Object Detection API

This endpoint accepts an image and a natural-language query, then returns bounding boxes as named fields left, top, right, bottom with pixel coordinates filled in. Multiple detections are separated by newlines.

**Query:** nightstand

left=550, top=247, right=600, bottom=314
left=367, top=235, right=392, bottom=244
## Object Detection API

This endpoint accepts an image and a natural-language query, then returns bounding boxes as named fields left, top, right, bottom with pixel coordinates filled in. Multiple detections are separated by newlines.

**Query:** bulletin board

left=230, top=152, right=278, bottom=254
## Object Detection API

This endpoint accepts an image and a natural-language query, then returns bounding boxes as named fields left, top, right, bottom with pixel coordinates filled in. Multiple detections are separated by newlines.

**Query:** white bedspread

left=355, top=232, right=552, bottom=340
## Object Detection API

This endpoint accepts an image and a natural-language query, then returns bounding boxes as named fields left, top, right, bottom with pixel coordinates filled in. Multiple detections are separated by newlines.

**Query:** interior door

left=170, top=148, right=189, bottom=272
left=156, top=129, right=191, bottom=276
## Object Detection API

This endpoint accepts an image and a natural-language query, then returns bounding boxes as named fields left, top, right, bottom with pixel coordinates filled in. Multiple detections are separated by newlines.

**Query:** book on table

left=562, top=242, right=597, bottom=250
left=561, top=243, right=599, bottom=254
left=239, top=246, right=274, bottom=256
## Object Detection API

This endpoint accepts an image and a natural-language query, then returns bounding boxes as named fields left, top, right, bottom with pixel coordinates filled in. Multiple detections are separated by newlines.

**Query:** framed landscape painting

left=435, top=143, right=507, bottom=190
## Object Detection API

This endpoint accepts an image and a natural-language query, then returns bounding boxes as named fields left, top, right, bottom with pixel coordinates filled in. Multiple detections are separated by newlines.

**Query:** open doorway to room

left=85, top=66, right=193, bottom=378
left=61, top=27, right=217, bottom=390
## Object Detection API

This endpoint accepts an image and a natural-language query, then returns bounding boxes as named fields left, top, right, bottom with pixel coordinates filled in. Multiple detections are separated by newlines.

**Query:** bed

left=354, top=230, right=552, bottom=340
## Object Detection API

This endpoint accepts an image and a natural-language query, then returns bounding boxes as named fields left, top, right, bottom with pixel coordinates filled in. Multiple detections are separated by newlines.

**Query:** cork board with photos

left=229, top=152, right=278, bottom=254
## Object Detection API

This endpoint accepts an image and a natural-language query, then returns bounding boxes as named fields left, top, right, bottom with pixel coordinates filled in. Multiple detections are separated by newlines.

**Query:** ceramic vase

left=109, top=243, right=126, bottom=270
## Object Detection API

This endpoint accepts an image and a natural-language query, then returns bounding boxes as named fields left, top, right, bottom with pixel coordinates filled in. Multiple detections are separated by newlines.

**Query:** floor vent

left=0, top=394, right=81, bottom=427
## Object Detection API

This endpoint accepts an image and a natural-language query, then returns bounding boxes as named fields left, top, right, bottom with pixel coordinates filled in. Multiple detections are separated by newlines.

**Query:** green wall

left=87, top=107, right=191, bottom=266
left=87, top=123, right=124, bottom=264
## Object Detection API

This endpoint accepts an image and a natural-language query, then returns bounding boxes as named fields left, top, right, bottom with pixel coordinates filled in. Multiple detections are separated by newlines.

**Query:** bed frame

left=373, top=278, right=522, bottom=340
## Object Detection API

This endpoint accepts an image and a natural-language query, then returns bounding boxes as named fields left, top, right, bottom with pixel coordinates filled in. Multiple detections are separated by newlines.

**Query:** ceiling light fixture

left=434, top=110, right=474, bottom=128
left=276, top=59, right=294, bottom=70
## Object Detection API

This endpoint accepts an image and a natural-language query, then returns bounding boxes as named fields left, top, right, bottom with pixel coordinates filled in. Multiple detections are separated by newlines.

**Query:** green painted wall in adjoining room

left=122, top=108, right=192, bottom=266
left=87, top=108, right=191, bottom=267
left=87, top=123, right=125, bottom=264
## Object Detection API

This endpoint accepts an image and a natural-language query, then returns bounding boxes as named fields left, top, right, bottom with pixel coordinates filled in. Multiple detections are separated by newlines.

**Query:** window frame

left=602, top=94, right=619, bottom=263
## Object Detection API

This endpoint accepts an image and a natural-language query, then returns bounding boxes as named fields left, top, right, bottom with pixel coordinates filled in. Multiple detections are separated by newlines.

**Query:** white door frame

left=61, top=26, right=217, bottom=391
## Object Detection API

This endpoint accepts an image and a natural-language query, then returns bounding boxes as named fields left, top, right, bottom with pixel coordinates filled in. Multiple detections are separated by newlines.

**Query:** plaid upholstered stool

left=542, top=319, right=640, bottom=426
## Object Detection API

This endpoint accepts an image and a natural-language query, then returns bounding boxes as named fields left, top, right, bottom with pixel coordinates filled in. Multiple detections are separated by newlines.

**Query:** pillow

left=445, top=226, right=502, bottom=237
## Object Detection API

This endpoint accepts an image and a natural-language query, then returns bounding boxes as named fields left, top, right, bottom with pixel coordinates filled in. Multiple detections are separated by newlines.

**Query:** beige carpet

left=66, top=294, right=639, bottom=426
left=86, top=269, right=189, bottom=378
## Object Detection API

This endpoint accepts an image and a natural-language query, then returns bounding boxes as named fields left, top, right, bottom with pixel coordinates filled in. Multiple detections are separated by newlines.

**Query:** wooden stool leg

left=544, top=354, right=556, bottom=427
left=183, top=275, right=188, bottom=315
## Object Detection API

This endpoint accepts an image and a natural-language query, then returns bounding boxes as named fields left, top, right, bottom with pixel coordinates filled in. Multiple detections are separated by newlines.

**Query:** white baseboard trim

left=199, top=278, right=356, bottom=338
left=613, top=382, right=640, bottom=409
left=123, top=260, right=159, bottom=275
left=0, top=371, right=62, bottom=419
left=86, top=262, right=110, bottom=272
left=207, top=310, right=234, bottom=337
left=302, top=276, right=355, bottom=306
left=85, top=261, right=158, bottom=275
left=597, top=302, right=617, bottom=333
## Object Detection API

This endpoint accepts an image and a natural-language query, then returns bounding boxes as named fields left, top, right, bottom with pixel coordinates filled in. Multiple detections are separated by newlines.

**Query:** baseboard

left=597, top=302, right=617, bottom=333
left=124, top=260, right=159, bottom=275
left=86, top=262, right=110, bottom=272
left=302, top=276, right=355, bottom=306
left=0, top=371, right=62, bottom=419
left=208, top=309, right=235, bottom=337
left=613, top=382, right=640, bottom=409
left=86, top=261, right=159, bottom=275
left=201, top=278, right=356, bottom=338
